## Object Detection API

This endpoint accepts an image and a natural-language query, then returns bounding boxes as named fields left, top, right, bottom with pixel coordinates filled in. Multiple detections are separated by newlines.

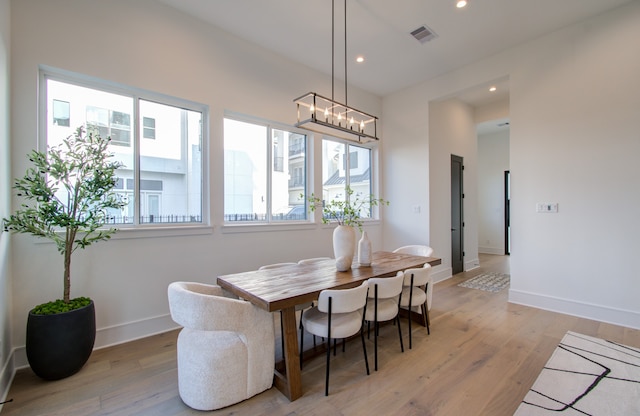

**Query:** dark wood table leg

left=273, top=306, right=302, bottom=401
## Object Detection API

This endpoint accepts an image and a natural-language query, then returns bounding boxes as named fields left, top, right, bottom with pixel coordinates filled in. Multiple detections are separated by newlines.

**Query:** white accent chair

left=399, top=264, right=432, bottom=349
left=300, top=281, right=370, bottom=396
left=167, top=282, right=275, bottom=411
left=365, top=272, right=405, bottom=371
left=393, top=244, right=434, bottom=257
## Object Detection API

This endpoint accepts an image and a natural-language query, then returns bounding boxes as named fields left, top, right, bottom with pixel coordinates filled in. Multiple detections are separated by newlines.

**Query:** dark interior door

left=504, top=170, right=511, bottom=255
left=451, top=155, right=464, bottom=275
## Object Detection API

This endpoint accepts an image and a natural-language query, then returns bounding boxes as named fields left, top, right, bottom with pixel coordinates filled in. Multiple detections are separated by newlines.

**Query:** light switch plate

left=536, top=203, right=559, bottom=213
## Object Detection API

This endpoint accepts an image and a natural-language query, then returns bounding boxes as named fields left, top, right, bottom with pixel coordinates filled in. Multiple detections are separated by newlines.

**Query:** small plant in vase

left=305, top=186, right=389, bottom=271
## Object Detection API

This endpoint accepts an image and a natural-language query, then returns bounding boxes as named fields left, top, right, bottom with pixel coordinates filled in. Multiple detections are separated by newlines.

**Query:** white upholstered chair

left=298, top=257, right=331, bottom=265
left=393, top=244, right=434, bottom=257
left=300, top=281, right=370, bottom=396
left=399, top=264, right=432, bottom=349
left=258, top=262, right=297, bottom=270
left=364, top=272, right=405, bottom=371
left=167, top=282, right=275, bottom=411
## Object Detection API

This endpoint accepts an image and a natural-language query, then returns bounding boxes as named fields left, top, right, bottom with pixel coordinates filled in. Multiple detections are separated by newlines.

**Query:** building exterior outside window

left=43, top=72, right=206, bottom=227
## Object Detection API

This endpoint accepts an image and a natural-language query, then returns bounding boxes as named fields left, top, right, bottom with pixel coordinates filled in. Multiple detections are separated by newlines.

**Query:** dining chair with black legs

left=399, top=264, right=432, bottom=349
left=364, top=272, right=405, bottom=371
left=300, top=281, right=370, bottom=396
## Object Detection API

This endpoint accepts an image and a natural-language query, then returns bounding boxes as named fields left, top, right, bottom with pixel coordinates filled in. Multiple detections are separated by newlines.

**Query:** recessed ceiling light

left=489, top=86, right=497, bottom=92
left=456, top=0, right=467, bottom=8
left=356, top=56, right=365, bottom=63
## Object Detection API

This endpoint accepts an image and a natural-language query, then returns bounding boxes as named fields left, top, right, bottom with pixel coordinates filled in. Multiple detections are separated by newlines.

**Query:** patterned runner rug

left=514, top=331, right=640, bottom=415
left=457, top=272, right=510, bottom=292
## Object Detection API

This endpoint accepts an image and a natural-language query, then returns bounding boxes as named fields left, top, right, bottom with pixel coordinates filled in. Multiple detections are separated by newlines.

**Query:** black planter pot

left=26, top=300, right=96, bottom=380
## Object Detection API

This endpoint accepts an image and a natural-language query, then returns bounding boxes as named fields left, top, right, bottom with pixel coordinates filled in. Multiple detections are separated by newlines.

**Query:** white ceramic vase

left=333, top=225, right=356, bottom=271
left=358, top=231, right=372, bottom=266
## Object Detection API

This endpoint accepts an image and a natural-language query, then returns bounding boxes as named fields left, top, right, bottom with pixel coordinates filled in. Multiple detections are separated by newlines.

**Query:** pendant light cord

left=344, top=0, right=348, bottom=107
left=331, top=0, right=348, bottom=106
left=331, top=0, right=335, bottom=103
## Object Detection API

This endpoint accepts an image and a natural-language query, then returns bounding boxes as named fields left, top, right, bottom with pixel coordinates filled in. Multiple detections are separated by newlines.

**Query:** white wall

left=429, top=98, right=480, bottom=278
left=0, top=0, right=12, bottom=404
left=384, top=1, right=640, bottom=328
left=478, top=129, right=509, bottom=255
left=8, top=0, right=383, bottom=368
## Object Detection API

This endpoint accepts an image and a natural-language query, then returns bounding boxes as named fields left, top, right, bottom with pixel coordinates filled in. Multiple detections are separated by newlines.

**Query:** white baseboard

left=465, top=258, right=480, bottom=271
left=0, top=350, right=16, bottom=412
left=509, top=289, right=640, bottom=331
left=431, top=266, right=452, bottom=284
left=478, top=246, right=505, bottom=255
left=11, top=314, right=180, bottom=370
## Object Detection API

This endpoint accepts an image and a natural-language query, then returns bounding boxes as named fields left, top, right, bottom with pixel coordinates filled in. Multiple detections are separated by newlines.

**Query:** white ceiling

left=155, top=0, right=631, bottom=108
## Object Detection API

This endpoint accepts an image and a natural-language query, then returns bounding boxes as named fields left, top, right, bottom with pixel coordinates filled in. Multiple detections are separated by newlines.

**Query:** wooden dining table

left=217, top=251, right=442, bottom=401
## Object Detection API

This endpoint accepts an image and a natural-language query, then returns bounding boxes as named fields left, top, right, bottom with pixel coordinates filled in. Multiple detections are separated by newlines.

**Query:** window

left=143, top=117, right=156, bottom=139
left=52, top=99, right=70, bottom=127
left=322, top=138, right=374, bottom=219
left=86, top=106, right=131, bottom=146
left=43, top=71, right=207, bottom=227
left=223, top=116, right=307, bottom=223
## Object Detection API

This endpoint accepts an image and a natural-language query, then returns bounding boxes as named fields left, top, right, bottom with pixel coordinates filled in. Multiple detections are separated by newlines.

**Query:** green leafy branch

left=304, top=185, right=389, bottom=231
left=3, top=126, right=126, bottom=305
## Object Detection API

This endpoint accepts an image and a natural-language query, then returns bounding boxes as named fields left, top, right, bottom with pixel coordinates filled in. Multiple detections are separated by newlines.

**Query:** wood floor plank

left=2, top=254, right=639, bottom=416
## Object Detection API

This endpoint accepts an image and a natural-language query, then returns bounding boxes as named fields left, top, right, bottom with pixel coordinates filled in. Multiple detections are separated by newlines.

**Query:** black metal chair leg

left=325, top=297, right=333, bottom=396
left=360, top=324, right=370, bottom=376
left=325, top=336, right=331, bottom=396
left=408, top=274, right=415, bottom=349
left=396, top=315, right=404, bottom=353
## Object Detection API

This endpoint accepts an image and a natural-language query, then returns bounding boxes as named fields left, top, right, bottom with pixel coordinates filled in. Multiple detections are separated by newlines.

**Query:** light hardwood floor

left=3, top=254, right=639, bottom=415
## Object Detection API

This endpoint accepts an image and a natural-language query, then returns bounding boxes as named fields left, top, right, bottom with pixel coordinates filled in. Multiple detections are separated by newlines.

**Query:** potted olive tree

left=3, top=126, right=125, bottom=380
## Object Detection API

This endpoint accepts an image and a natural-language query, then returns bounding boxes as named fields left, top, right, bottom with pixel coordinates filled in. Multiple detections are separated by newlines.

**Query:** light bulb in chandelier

left=310, top=104, right=315, bottom=113
left=350, top=116, right=355, bottom=124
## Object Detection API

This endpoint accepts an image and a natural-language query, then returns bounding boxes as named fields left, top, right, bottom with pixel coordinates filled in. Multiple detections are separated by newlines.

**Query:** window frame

left=38, top=66, right=211, bottom=232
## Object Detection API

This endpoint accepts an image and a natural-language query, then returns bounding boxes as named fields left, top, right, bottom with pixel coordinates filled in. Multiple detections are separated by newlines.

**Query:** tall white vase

left=333, top=225, right=356, bottom=272
left=358, top=231, right=372, bottom=266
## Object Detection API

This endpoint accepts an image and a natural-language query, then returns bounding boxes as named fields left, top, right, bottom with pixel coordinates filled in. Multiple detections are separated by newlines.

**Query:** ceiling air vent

left=410, top=25, right=438, bottom=44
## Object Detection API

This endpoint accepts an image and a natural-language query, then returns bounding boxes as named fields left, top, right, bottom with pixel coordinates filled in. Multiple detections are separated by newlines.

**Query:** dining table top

left=217, top=251, right=442, bottom=313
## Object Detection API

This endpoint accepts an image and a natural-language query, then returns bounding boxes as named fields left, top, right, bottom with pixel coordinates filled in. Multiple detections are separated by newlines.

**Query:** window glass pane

left=321, top=139, right=347, bottom=205
left=224, top=118, right=267, bottom=222
left=321, top=139, right=373, bottom=220
left=271, top=129, right=307, bottom=221
left=46, top=79, right=135, bottom=223
left=139, top=100, right=202, bottom=224
left=349, top=145, right=372, bottom=219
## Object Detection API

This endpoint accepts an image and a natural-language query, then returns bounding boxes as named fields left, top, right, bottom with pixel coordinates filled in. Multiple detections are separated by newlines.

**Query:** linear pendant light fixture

left=293, top=0, right=379, bottom=143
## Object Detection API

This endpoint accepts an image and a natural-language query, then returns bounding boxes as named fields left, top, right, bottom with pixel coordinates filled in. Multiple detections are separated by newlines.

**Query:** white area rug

left=514, top=331, right=640, bottom=415
left=457, top=272, right=510, bottom=292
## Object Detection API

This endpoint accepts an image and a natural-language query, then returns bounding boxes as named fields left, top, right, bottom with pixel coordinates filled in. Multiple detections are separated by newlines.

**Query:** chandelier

left=293, top=0, right=379, bottom=143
